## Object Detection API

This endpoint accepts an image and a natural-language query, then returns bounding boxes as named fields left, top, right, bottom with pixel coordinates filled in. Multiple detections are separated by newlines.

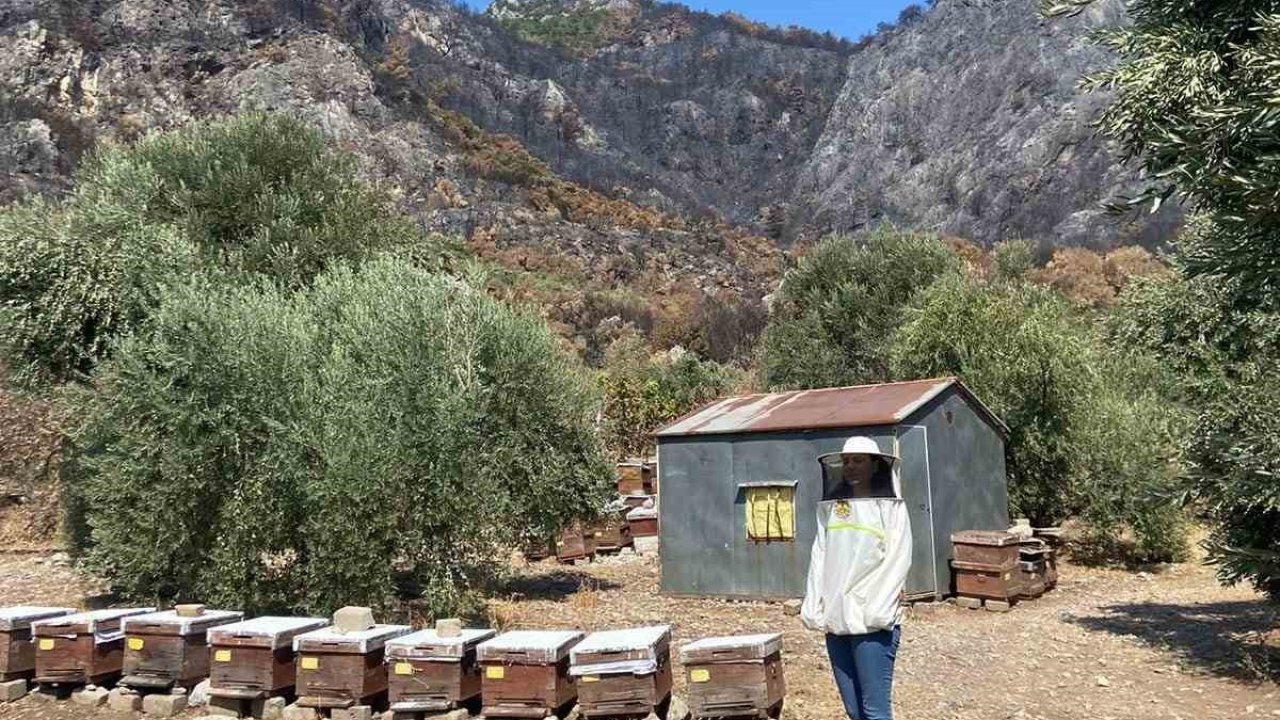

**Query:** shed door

left=896, top=425, right=938, bottom=598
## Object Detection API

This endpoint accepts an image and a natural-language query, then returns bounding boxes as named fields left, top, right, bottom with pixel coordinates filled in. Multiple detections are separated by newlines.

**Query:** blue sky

left=463, top=0, right=922, bottom=40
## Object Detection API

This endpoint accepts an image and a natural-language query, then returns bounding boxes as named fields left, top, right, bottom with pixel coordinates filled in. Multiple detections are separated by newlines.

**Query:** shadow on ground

left=494, top=568, right=622, bottom=601
left=1069, top=600, right=1279, bottom=683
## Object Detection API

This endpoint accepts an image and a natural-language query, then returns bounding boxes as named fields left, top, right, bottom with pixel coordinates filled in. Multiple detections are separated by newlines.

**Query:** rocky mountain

left=0, top=0, right=1177, bottom=357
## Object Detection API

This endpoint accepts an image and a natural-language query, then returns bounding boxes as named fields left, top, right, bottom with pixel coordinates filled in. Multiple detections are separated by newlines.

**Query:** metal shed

left=653, top=377, right=1009, bottom=601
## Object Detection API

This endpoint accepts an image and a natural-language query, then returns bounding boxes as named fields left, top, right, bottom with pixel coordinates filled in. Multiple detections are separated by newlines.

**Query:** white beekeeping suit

left=801, top=439, right=913, bottom=635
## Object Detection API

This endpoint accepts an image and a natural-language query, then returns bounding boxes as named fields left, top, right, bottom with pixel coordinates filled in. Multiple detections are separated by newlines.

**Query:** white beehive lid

left=0, top=606, right=75, bottom=632
left=385, top=628, right=497, bottom=660
left=477, top=630, right=584, bottom=663
left=32, top=607, right=155, bottom=645
left=569, top=626, right=670, bottom=677
left=293, top=624, right=413, bottom=653
left=679, top=633, right=783, bottom=663
left=123, top=609, right=244, bottom=636
left=208, top=616, right=330, bottom=649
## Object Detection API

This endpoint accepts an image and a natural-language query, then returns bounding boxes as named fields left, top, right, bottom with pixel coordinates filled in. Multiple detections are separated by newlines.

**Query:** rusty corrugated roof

left=653, top=377, right=1007, bottom=438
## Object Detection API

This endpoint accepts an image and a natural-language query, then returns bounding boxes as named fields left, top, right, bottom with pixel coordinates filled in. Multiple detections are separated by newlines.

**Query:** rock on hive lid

left=0, top=606, right=75, bottom=632
left=122, top=608, right=244, bottom=635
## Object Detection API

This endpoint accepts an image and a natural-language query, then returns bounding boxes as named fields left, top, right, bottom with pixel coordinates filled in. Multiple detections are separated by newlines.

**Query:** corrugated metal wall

left=658, top=386, right=1008, bottom=600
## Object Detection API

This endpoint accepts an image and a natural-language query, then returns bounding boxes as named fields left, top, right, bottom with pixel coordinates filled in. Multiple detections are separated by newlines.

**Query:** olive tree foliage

left=759, top=227, right=962, bottom=390
left=890, top=276, right=1189, bottom=561
left=1045, top=0, right=1280, bottom=307
left=65, top=259, right=612, bottom=614
left=0, top=114, right=434, bottom=384
left=1043, top=0, right=1280, bottom=595
left=598, top=335, right=746, bottom=461
left=1109, top=268, right=1280, bottom=596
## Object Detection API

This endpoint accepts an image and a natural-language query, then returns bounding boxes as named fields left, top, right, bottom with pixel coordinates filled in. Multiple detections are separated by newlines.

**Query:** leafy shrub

left=890, top=275, right=1189, bottom=560
left=758, top=227, right=962, bottom=390
left=599, top=335, right=746, bottom=460
left=0, top=114, right=435, bottom=383
left=1108, top=270, right=1280, bottom=595
left=65, top=258, right=612, bottom=614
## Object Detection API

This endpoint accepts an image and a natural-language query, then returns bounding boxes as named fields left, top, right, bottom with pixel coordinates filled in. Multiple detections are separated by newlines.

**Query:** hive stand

left=385, top=628, right=496, bottom=714
left=679, top=634, right=785, bottom=720
left=121, top=608, right=244, bottom=691
left=293, top=624, right=412, bottom=710
left=570, top=626, right=672, bottom=719
left=32, top=608, right=155, bottom=689
left=477, top=630, right=583, bottom=719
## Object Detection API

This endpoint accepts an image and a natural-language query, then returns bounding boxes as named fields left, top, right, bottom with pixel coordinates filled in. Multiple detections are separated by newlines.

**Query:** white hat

left=817, top=435, right=897, bottom=465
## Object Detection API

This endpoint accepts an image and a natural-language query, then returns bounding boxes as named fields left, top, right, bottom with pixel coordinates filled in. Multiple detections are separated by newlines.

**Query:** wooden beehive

left=555, top=522, right=596, bottom=563
left=625, top=507, right=658, bottom=538
left=621, top=495, right=652, bottom=511
left=615, top=463, right=653, bottom=496
left=293, top=624, right=411, bottom=709
left=591, top=515, right=632, bottom=552
left=951, top=560, right=1022, bottom=601
left=680, top=634, right=785, bottom=720
left=477, top=630, right=583, bottom=718
left=0, top=607, right=74, bottom=682
left=1017, top=560, right=1048, bottom=599
left=120, top=608, right=243, bottom=690
left=385, top=628, right=496, bottom=713
left=32, top=607, right=154, bottom=687
left=951, top=530, right=1020, bottom=567
left=208, top=616, right=330, bottom=700
left=570, top=626, right=672, bottom=719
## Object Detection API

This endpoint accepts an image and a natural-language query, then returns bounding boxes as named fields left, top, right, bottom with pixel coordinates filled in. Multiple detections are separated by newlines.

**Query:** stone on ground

left=282, top=702, right=320, bottom=720
left=108, top=687, right=142, bottom=712
left=955, top=596, right=983, bottom=610
left=189, top=679, right=212, bottom=706
left=781, top=599, right=802, bottom=616
left=985, top=600, right=1012, bottom=613
left=251, top=695, right=287, bottom=720
left=667, top=695, right=691, bottom=720
left=0, top=679, right=27, bottom=703
left=332, top=705, right=373, bottom=720
left=143, top=690, right=189, bottom=717
left=72, top=686, right=109, bottom=707
left=208, top=694, right=245, bottom=717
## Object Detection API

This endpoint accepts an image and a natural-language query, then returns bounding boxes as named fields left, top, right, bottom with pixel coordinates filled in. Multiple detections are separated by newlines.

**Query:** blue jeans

left=825, top=627, right=900, bottom=720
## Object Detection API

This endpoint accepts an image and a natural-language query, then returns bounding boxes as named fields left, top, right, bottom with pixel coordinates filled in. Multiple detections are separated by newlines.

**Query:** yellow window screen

left=745, top=486, right=795, bottom=541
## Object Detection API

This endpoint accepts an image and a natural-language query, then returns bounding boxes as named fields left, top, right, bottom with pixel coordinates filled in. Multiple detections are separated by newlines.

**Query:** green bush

left=1109, top=271, right=1280, bottom=594
left=599, top=335, right=746, bottom=460
left=759, top=227, right=962, bottom=390
left=890, top=275, right=1189, bottom=561
left=66, top=258, right=612, bottom=614
left=0, top=114, right=438, bottom=384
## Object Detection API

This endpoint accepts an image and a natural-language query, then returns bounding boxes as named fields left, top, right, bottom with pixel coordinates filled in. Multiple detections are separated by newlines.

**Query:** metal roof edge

left=897, top=377, right=1010, bottom=439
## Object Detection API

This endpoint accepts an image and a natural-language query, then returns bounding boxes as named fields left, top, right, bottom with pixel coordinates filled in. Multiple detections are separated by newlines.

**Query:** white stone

left=72, top=686, right=109, bottom=707
left=0, top=679, right=27, bottom=703
left=282, top=703, right=320, bottom=720
left=108, top=687, right=142, bottom=712
left=251, top=696, right=287, bottom=720
left=143, top=691, right=189, bottom=717
left=189, top=679, right=212, bottom=706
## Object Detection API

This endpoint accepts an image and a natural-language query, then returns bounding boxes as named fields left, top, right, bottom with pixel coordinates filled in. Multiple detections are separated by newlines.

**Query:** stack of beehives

left=551, top=459, right=659, bottom=564
left=950, top=529, right=1059, bottom=612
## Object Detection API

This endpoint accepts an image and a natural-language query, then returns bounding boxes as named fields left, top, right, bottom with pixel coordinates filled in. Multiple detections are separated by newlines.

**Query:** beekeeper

left=801, top=436, right=912, bottom=720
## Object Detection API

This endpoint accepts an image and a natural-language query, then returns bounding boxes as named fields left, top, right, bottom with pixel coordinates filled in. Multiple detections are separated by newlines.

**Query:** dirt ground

left=0, top=547, right=1277, bottom=720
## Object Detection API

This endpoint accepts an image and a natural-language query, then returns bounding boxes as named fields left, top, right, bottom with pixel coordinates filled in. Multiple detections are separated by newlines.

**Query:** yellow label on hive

left=485, top=666, right=505, bottom=680
left=128, top=637, right=145, bottom=650
left=38, top=638, right=55, bottom=650
left=690, top=669, right=711, bottom=683
left=394, top=663, right=414, bottom=676
left=1003, top=572, right=1011, bottom=581
left=215, top=650, right=232, bottom=663
left=300, top=657, right=319, bottom=670
left=580, top=676, right=599, bottom=683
